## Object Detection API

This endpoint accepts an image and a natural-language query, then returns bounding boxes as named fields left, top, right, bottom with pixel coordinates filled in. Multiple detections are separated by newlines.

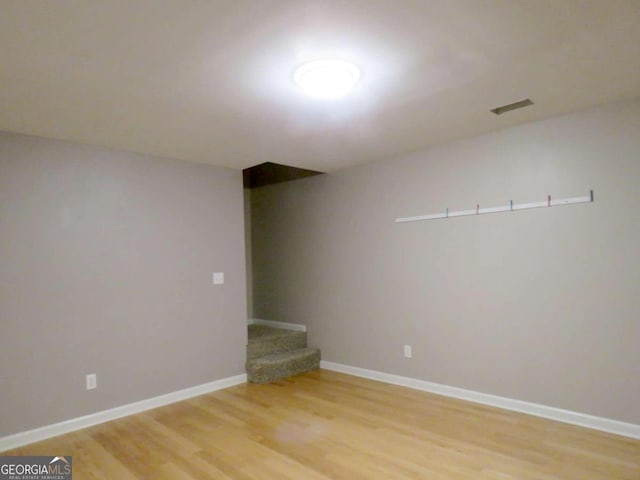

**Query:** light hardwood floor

left=5, top=369, right=640, bottom=479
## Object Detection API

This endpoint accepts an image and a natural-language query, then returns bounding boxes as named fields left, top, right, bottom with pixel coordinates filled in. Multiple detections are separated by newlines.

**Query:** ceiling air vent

left=491, top=98, right=534, bottom=115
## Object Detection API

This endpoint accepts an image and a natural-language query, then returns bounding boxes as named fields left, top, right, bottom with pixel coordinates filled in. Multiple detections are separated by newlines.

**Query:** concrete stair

left=246, top=324, right=320, bottom=383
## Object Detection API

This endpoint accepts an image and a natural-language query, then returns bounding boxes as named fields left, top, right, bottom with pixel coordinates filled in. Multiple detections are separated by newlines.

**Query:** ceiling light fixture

left=294, top=60, right=361, bottom=99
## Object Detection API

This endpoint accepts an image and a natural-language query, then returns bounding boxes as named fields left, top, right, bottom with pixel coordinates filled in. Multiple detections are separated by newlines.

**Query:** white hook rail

left=395, top=190, right=594, bottom=224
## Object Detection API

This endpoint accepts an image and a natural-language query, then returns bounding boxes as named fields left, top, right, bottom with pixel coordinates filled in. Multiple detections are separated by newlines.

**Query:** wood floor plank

left=3, top=369, right=639, bottom=479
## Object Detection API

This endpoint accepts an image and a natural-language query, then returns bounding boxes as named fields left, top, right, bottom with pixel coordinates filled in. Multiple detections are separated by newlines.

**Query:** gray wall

left=251, top=98, right=640, bottom=424
left=0, top=132, right=247, bottom=437
left=244, top=188, right=253, bottom=319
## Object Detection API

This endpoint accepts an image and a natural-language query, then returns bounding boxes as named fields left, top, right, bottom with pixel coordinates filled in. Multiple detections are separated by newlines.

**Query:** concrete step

left=246, top=347, right=321, bottom=384
left=247, top=324, right=307, bottom=360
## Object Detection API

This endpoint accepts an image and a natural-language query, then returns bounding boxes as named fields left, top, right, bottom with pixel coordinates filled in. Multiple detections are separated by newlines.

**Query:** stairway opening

left=243, top=162, right=325, bottom=382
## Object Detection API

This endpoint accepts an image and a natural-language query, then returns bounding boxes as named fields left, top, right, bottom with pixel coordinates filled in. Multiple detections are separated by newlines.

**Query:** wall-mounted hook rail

left=395, top=190, right=594, bottom=224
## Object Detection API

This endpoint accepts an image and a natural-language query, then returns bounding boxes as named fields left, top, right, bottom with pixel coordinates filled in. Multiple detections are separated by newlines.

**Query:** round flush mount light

left=294, top=60, right=361, bottom=99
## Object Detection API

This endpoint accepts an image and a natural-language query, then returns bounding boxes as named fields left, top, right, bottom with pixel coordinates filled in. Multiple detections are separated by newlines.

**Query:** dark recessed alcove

left=243, top=162, right=324, bottom=189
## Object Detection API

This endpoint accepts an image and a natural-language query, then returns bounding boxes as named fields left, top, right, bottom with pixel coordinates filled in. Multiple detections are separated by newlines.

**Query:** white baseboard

left=320, top=361, right=640, bottom=440
left=0, top=374, right=247, bottom=452
left=249, top=318, right=306, bottom=332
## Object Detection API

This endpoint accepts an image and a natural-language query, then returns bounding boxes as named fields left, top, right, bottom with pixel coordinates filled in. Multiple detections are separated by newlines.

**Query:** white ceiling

left=1, top=1, right=639, bottom=172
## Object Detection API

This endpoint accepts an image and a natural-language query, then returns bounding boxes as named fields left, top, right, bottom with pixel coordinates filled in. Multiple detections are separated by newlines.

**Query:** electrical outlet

left=403, top=345, right=412, bottom=358
left=86, top=373, right=97, bottom=390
